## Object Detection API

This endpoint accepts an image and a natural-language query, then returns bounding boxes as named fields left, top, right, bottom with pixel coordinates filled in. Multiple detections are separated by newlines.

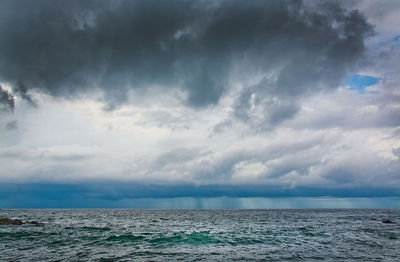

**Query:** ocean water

left=0, top=209, right=399, bottom=261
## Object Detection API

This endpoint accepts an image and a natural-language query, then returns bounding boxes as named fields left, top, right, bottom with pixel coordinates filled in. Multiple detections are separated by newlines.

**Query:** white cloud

left=2, top=86, right=399, bottom=189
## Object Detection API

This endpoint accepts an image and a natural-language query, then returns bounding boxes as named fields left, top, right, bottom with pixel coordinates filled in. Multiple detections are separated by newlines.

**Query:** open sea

left=1, top=209, right=399, bottom=261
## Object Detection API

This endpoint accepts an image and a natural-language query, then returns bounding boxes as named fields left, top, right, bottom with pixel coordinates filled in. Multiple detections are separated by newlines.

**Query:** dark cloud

left=233, top=80, right=301, bottom=129
left=14, top=81, right=37, bottom=107
left=1, top=183, right=399, bottom=209
left=0, top=0, right=373, bottom=115
left=5, top=120, right=17, bottom=130
left=0, top=85, right=15, bottom=112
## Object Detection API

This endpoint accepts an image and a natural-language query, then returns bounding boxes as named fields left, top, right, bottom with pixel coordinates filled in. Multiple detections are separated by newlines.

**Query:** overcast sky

left=0, top=0, right=399, bottom=207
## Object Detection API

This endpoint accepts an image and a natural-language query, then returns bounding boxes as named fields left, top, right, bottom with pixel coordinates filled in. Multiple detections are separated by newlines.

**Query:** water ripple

left=1, top=209, right=399, bottom=261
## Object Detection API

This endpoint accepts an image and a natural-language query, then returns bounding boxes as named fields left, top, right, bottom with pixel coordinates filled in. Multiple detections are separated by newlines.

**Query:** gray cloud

left=127, top=127, right=400, bottom=188
left=0, top=0, right=373, bottom=115
left=14, top=81, right=37, bottom=108
left=280, top=32, right=400, bottom=131
left=5, top=120, right=17, bottom=130
left=0, top=148, right=91, bottom=162
left=0, top=85, right=15, bottom=112
left=286, top=97, right=400, bottom=130
left=393, top=148, right=400, bottom=158
left=144, top=134, right=332, bottom=184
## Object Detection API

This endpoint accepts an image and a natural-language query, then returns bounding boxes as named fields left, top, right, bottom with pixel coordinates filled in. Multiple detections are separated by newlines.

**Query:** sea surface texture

left=0, top=209, right=399, bottom=261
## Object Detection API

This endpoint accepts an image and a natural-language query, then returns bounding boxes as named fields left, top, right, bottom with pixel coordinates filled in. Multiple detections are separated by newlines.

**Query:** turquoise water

left=1, top=209, right=399, bottom=261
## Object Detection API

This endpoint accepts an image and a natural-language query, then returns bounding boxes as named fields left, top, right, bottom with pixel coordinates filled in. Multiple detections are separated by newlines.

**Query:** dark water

left=1, top=209, right=399, bottom=261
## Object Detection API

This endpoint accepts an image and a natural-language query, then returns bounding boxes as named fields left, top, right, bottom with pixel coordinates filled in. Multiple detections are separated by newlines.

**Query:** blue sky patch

left=346, top=74, right=380, bottom=94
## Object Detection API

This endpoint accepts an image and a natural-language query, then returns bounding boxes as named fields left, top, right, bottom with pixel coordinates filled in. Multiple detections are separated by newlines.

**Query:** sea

left=1, top=209, right=399, bottom=261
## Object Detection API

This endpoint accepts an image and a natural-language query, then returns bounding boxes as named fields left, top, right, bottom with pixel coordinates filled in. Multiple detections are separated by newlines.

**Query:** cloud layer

left=0, top=0, right=399, bottom=201
left=0, top=0, right=372, bottom=113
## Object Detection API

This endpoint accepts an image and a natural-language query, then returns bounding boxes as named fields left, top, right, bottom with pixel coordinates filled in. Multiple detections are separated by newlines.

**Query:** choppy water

left=1, top=209, right=399, bottom=261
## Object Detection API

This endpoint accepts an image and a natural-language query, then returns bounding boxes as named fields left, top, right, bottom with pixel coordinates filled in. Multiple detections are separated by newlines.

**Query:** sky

left=0, top=0, right=400, bottom=208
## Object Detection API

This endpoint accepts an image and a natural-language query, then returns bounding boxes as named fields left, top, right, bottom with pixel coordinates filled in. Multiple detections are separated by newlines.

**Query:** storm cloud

left=2, top=0, right=399, bottom=205
left=0, top=0, right=373, bottom=115
left=0, top=85, right=15, bottom=112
